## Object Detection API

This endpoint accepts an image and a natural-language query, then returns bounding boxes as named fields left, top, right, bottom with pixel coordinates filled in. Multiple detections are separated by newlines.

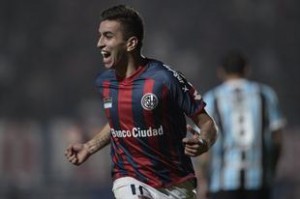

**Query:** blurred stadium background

left=0, top=0, right=299, bottom=198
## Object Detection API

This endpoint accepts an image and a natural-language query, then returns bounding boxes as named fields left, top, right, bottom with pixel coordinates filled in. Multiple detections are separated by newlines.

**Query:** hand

left=65, top=143, right=90, bottom=166
left=182, top=125, right=208, bottom=157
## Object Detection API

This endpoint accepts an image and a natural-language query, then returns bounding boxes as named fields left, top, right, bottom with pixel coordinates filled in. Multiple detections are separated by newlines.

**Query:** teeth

left=101, top=51, right=109, bottom=57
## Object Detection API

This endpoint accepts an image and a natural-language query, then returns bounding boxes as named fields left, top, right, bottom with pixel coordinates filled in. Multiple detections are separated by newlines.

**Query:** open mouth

left=101, top=50, right=112, bottom=66
left=101, top=50, right=111, bottom=59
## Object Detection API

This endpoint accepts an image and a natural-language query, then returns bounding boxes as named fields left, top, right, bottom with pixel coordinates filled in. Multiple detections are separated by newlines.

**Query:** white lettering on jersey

left=111, top=125, right=164, bottom=138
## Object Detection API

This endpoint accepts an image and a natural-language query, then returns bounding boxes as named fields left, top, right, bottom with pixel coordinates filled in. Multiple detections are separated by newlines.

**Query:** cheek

left=114, top=47, right=127, bottom=59
left=110, top=41, right=127, bottom=61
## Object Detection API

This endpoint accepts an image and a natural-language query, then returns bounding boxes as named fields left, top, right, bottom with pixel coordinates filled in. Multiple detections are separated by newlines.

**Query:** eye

left=104, top=32, right=113, bottom=39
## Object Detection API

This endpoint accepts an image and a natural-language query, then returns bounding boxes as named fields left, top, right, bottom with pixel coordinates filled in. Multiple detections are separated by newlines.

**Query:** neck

left=117, top=54, right=146, bottom=78
left=223, top=74, right=245, bottom=81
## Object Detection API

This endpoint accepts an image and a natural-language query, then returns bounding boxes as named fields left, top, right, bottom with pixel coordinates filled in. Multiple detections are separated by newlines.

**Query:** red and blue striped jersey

left=95, top=58, right=206, bottom=188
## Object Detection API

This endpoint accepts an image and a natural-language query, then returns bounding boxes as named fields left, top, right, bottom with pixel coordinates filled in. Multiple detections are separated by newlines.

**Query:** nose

left=97, top=36, right=104, bottom=49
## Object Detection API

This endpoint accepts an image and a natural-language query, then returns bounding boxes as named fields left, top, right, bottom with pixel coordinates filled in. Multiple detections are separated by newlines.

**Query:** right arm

left=271, top=128, right=283, bottom=172
left=65, top=123, right=111, bottom=166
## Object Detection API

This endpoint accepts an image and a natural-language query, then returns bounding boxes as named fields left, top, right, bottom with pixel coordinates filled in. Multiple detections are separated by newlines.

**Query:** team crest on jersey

left=141, top=93, right=158, bottom=111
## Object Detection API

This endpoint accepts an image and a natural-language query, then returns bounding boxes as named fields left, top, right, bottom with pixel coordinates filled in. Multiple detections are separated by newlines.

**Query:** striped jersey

left=95, top=58, right=206, bottom=188
left=203, top=79, right=285, bottom=192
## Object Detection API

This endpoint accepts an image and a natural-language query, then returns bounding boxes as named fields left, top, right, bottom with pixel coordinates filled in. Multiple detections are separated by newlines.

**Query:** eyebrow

left=99, top=31, right=114, bottom=36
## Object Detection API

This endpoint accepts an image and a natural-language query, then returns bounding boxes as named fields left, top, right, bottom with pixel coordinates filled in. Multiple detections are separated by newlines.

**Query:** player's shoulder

left=146, top=58, right=171, bottom=74
left=204, top=83, right=225, bottom=97
left=255, top=81, right=278, bottom=98
left=146, top=58, right=184, bottom=82
left=241, top=79, right=275, bottom=93
left=203, top=85, right=223, bottom=104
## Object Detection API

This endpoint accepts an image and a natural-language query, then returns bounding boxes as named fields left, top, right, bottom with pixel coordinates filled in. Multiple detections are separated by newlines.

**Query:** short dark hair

left=221, top=50, right=248, bottom=75
left=101, top=5, right=144, bottom=49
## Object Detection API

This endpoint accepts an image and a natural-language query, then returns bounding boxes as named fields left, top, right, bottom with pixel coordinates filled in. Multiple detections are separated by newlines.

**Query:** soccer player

left=197, top=51, right=285, bottom=199
left=65, top=5, right=218, bottom=199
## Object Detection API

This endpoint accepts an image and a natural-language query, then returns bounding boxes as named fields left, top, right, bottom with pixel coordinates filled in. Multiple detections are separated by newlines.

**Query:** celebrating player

left=65, top=5, right=218, bottom=199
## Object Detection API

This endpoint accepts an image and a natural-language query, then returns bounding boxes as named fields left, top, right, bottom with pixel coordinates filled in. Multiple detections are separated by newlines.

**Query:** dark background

left=0, top=0, right=299, bottom=198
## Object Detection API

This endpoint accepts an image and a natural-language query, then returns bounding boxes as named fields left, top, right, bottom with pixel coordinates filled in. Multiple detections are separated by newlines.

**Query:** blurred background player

left=65, top=4, right=218, bottom=199
left=196, top=50, right=285, bottom=199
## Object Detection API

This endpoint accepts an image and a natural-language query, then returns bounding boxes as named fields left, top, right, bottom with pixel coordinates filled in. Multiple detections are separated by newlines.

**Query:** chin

left=103, top=62, right=114, bottom=69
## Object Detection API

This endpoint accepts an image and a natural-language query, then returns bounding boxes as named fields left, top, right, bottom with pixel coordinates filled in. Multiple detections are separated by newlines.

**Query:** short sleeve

left=262, top=85, right=286, bottom=131
left=165, top=68, right=206, bottom=117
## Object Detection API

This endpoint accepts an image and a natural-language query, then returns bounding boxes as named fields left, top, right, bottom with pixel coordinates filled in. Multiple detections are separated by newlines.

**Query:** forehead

left=98, top=20, right=123, bottom=33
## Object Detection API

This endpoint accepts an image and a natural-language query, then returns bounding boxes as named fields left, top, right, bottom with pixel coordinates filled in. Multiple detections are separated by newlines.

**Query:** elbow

left=208, top=118, right=219, bottom=147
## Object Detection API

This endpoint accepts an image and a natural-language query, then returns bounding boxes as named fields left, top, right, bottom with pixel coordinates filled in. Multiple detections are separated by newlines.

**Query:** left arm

left=182, top=109, right=218, bottom=157
left=182, top=109, right=217, bottom=199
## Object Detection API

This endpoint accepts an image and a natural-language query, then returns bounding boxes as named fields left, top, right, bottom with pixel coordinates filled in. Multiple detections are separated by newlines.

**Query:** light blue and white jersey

left=203, top=79, right=285, bottom=192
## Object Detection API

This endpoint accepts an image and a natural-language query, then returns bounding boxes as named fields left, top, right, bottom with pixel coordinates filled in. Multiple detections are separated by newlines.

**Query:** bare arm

left=189, top=110, right=217, bottom=198
left=85, top=123, right=111, bottom=155
left=183, top=109, right=218, bottom=157
left=271, top=129, right=283, bottom=171
left=65, top=123, right=111, bottom=165
left=192, top=109, right=218, bottom=148
left=194, top=152, right=210, bottom=199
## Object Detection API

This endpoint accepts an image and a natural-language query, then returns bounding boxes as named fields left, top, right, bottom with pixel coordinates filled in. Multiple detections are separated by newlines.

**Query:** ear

left=126, top=36, right=138, bottom=52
